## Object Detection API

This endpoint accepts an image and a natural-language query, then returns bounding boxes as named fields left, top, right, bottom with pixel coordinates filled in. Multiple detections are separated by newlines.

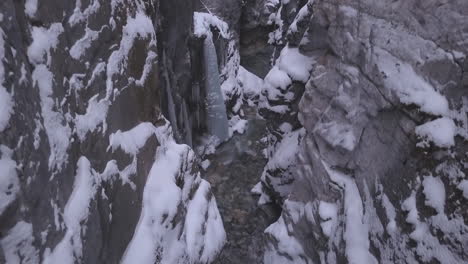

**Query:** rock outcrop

left=0, top=0, right=226, bottom=263
left=247, top=0, right=468, bottom=263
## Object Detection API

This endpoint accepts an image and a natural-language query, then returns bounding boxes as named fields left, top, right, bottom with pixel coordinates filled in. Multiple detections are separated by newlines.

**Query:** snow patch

left=458, top=180, right=468, bottom=199
left=375, top=48, right=450, bottom=116
left=109, top=122, right=156, bottom=155
left=278, top=45, right=314, bottom=82
left=32, top=65, right=71, bottom=170
left=106, top=12, right=155, bottom=99
left=70, top=28, right=99, bottom=59
left=264, top=128, right=305, bottom=171
left=25, top=0, right=38, bottom=18
left=193, top=12, right=230, bottom=38
left=264, top=216, right=307, bottom=264
left=422, top=175, right=446, bottom=214
left=318, top=201, right=338, bottom=237
left=1, top=221, right=39, bottom=264
left=315, top=121, right=357, bottom=151
left=228, top=115, right=248, bottom=137
left=238, top=66, right=263, bottom=102
left=263, top=66, right=292, bottom=101
left=69, top=0, right=101, bottom=26
left=122, top=122, right=225, bottom=264
left=43, top=157, right=96, bottom=264
left=415, top=117, right=456, bottom=148
left=0, top=30, right=14, bottom=132
left=27, top=23, right=63, bottom=65
left=380, top=193, right=397, bottom=233
left=322, top=161, right=378, bottom=264
left=75, top=95, right=109, bottom=140
left=0, top=146, right=19, bottom=216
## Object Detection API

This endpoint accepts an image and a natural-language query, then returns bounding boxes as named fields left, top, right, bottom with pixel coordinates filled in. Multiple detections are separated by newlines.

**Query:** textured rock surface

left=0, top=0, right=225, bottom=263
left=2, top=0, right=468, bottom=263
left=249, top=0, right=468, bottom=263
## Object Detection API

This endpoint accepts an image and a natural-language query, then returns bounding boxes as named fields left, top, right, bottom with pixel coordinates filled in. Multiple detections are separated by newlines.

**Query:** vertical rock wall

left=243, top=0, right=468, bottom=263
left=0, top=0, right=226, bottom=263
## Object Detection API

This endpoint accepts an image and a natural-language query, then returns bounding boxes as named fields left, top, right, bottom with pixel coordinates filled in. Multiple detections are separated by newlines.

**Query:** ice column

left=203, top=34, right=229, bottom=142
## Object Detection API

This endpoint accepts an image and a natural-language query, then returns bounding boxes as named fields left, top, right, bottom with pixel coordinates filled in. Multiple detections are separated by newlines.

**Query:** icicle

left=203, top=34, right=229, bottom=142
left=162, top=50, right=180, bottom=141
left=192, top=82, right=201, bottom=131
left=181, top=99, right=193, bottom=147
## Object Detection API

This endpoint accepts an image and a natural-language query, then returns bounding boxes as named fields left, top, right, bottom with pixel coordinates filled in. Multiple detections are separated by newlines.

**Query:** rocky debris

left=204, top=106, right=280, bottom=264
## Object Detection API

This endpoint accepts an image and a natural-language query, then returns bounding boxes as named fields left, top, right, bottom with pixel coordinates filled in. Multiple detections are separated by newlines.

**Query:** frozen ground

left=203, top=106, right=280, bottom=264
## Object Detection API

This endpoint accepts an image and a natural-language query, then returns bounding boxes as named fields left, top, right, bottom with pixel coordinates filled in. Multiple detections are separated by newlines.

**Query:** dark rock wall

left=0, top=0, right=225, bottom=263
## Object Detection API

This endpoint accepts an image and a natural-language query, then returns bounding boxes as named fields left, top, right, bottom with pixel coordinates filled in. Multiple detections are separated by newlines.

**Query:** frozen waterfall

left=203, top=34, right=229, bottom=142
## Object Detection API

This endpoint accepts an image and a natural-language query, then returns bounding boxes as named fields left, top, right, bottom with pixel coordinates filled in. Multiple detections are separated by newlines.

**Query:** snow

left=288, top=2, right=311, bottom=33
left=238, top=66, right=263, bottom=102
left=69, top=0, right=101, bottom=26
left=375, top=48, right=450, bottom=116
left=193, top=12, right=230, bottom=38
left=315, top=121, right=357, bottom=151
left=228, top=115, right=248, bottom=137
left=27, top=23, right=63, bottom=65
left=0, top=221, right=39, bottom=264
left=220, top=41, right=243, bottom=113
left=20, top=64, right=28, bottom=85
left=122, top=143, right=184, bottom=263
left=267, top=5, right=284, bottom=45
left=0, top=91, right=13, bottom=127
left=43, top=157, right=96, bottom=264
left=75, top=95, right=109, bottom=140
left=32, top=65, right=71, bottom=170
left=339, top=5, right=358, bottom=17
left=0, top=30, right=14, bottom=132
left=109, top=122, right=156, bottom=155
left=458, top=180, right=468, bottom=199
left=136, top=51, right=157, bottom=86
left=264, top=216, right=307, bottom=264
left=106, top=11, right=155, bottom=99
left=185, top=180, right=225, bottom=263
left=70, top=28, right=99, bottom=59
left=122, top=121, right=226, bottom=264
left=380, top=193, right=397, bottom=233
left=322, top=161, right=378, bottom=264
left=401, top=192, right=427, bottom=241
left=24, top=0, right=38, bottom=18
left=318, top=201, right=338, bottom=237
left=400, top=191, right=462, bottom=262
left=0, top=146, right=19, bottom=216
left=263, top=66, right=292, bottom=101
left=415, top=117, right=456, bottom=148
left=33, top=119, right=41, bottom=149
left=277, top=45, right=314, bottom=82
left=264, top=128, right=305, bottom=171
left=422, top=175, right=446, bottom=214
left=265, top=66, right=292, bottom=91
left=201, top=159, right=211, bottom=170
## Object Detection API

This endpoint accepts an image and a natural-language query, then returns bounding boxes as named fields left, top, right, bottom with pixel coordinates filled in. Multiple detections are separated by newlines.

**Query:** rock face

left=246, top=0, right=468, bottom=263
left=2, top=0, right=468, bottom=263
left=0, top=0, right=226, bottom=263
